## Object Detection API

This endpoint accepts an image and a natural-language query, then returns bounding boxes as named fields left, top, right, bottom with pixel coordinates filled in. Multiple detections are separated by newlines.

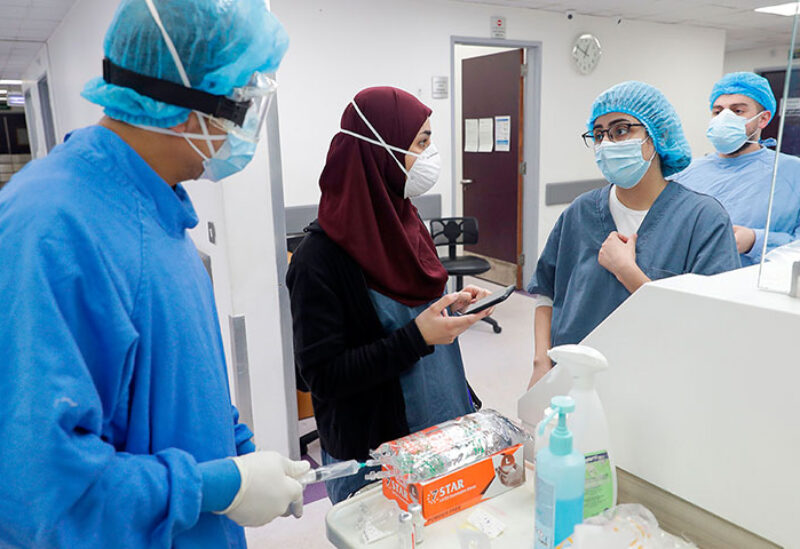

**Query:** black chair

left=430, top=217, right=502, bottom=334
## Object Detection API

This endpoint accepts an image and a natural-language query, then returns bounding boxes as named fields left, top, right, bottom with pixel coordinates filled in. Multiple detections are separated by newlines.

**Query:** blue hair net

left=709, top=72, right=777, bottom=123
left=588, top=81, right=691, bottom=177
left=82, top=0, right=289, bottom=127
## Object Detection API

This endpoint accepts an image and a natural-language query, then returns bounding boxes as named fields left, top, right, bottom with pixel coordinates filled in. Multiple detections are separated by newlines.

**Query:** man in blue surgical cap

left=674, top=72, right=800, bottom=265
left=0, top=1, right=308, bottom=547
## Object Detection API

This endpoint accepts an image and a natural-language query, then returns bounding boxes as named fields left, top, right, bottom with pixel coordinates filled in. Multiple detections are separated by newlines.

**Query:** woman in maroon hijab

left=287, top=87, right=492, bottom=503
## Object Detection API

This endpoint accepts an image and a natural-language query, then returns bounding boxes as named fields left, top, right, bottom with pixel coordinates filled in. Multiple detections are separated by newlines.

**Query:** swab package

left=372, top=410, right=528, bottom=524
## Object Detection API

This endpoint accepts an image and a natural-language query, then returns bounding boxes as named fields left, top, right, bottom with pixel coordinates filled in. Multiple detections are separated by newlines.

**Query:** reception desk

left=578, top=266, right=798, bottom=547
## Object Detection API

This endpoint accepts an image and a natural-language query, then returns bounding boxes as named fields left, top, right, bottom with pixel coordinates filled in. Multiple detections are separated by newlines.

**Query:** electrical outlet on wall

left=207, top=221, right=216, bottom=244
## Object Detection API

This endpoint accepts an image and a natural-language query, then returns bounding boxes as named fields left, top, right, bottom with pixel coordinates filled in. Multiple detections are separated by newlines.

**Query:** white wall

left=271, top=0, right=726, bottom=254
left=28, top=0, right=295, bottom=457
left=724, top=46, right=799, bottom=75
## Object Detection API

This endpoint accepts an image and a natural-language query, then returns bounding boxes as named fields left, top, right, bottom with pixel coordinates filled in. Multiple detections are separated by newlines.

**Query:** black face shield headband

left=102, top=58, right=251, bottom=127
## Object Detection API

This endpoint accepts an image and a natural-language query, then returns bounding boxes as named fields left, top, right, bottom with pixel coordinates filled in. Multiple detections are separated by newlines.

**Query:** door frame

left=449, top=37, right=542, bottom=287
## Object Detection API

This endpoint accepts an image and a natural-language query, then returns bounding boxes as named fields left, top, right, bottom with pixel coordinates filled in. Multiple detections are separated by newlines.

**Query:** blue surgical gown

left=674, top=147, right=800, bottom=265
left=528, top=183, right=741, bottom=347
left=0, top=126, right=251, bottom=548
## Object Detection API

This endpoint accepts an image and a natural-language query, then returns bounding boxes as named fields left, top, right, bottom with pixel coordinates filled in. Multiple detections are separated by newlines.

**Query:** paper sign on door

left=478, top=118, right=493, bottom=152
left=465, top=119, right=479, bottom=152
left=495, top=115, right=511, bottom=152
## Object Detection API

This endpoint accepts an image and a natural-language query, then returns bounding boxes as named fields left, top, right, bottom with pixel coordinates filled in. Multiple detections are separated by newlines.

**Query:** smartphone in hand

left=461, top=284, right=516, bottom=315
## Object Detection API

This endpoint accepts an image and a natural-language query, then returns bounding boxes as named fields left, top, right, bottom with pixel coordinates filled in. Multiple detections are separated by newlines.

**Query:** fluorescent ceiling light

left=8, top=96, right=25, bottom=107
left=0, top=79, right=22, bottom=85
left=0, top=90, right=7, bottom=95
left=755, top=2, right=800, bottom=16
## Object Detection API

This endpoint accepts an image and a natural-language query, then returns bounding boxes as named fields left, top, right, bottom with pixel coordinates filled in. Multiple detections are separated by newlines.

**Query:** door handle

left=460, top=179, right=473, bottom=185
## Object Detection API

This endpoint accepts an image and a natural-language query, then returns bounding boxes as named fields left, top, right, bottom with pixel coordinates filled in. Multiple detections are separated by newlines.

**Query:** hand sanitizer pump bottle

left=547, top=344, right=616, bottom=519
left=534, top=396, right=584, bottom=549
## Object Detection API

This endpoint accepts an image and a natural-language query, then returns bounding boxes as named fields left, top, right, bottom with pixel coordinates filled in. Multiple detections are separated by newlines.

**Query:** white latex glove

left=219, top=451, right=310, bottom=527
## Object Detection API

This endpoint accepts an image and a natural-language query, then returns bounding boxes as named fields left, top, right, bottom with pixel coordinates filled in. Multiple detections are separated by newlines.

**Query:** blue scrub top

left=368, top=290, right=473, bottom=433
left=674, top=147, right=800, bottom=265
left=528, top=183, right=740, bottom=347
left=0, top=126, right=250, bottom=548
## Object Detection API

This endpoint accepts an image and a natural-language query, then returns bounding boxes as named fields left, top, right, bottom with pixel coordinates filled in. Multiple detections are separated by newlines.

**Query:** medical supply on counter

left=398, top=511, right=415, bottom=548
left=556, top=504, right=698, bottom=549
left=299, top=459, right=365, bottom=485
left=540, top=345, right=616, bottom=519
left=518, top=362, right=572, bottom=461
left=408, top=503, right=424, bottom=544
left=467, top=508, right=506, bottom=539
left=535, top=396, right=585, bottom=549
left=356, top=499, right=400, bottom=544
left=371, top=409, right=528, bottom=484
left=375, top=410, right=528, bottom=525
left=457, top=527, right=492, bottom=549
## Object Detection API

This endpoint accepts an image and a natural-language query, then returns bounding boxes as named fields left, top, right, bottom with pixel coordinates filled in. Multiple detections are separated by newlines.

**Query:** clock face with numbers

left=572, top=33, right=602, bottom=75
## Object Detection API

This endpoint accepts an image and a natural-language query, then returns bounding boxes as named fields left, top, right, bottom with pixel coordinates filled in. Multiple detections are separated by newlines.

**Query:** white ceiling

left=457, top=0, right=800, bottom=52
left=0, top=0, right=77, bottom=81
left=0, top=0, right=797, bottom=80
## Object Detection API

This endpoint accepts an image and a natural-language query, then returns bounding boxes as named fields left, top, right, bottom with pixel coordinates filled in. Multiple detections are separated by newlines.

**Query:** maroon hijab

left=317, top=87, right=448, bottom=306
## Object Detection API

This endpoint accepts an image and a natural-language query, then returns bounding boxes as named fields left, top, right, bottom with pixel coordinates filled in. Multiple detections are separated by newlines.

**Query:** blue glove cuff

left=199, top=459, right=241, bottom=513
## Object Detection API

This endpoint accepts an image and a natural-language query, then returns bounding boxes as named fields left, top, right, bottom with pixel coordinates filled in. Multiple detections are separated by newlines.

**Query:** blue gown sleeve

left=527, top=214, right=564, bottom=297
left=687, top=205, right=742, bottom=274
left=0, top=231, right=203, bottom=548
left=745, top=222, right=800, bottom=263
left=232, top=406, right=256, bottom=455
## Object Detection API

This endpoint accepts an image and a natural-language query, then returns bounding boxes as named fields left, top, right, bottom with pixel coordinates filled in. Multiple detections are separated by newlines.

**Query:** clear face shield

left=208, top=72, right=278, bottom=143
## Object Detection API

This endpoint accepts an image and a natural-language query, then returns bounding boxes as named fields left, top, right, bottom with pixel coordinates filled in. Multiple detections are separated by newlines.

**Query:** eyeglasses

left=581, top=122, right=646, bottom=148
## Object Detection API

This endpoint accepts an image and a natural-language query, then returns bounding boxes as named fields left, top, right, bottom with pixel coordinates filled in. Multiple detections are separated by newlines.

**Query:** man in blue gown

left=674, top=72, right=800, bottom=266
left=0, top=1, right=309, bottom=547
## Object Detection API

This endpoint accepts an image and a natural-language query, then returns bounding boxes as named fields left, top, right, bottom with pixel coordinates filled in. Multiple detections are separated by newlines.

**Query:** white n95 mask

left=340, top=100, right=440, bottom=198
left=706, top=109, right=764, bottom=155
left=403, top=143, right=440, bottom=198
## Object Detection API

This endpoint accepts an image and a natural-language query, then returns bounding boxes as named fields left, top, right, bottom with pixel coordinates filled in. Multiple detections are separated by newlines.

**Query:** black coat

left=286, top=222, right=433, bottom=461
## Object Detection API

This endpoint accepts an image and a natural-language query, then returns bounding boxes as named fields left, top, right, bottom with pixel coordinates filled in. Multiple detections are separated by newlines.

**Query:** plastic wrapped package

left=369, top=409, right=528, bottom=484
left=356, top=498, right=399, bottom=544
left=557, top=504, right=698, bottom=549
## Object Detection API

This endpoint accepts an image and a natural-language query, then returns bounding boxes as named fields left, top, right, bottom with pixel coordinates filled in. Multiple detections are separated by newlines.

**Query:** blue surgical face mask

left=197, top=132, right=258, bottom=181
left=706, top=109, right=764, bottom=155
left=594, top=137, right=655, bottom=189
left=136, top=115, right=258, bottom=182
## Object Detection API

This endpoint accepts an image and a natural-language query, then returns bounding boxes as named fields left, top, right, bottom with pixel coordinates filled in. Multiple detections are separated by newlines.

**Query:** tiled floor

left=246, top=277, right=536, bottom=548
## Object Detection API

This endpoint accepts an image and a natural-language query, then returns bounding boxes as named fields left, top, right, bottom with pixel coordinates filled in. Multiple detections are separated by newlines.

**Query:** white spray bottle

left=539, top=345, right=617, bottom=519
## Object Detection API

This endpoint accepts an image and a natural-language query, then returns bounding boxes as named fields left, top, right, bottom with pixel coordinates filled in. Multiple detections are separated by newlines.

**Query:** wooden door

left=462, top=49, right=525, bottom=287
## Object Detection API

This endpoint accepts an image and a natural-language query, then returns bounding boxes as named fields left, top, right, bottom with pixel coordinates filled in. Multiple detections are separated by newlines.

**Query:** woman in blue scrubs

left=527, top=81, right=741, bottom=387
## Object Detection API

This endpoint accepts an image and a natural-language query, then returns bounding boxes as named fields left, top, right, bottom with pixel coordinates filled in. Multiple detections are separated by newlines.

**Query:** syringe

left=299, top=459, right=366, bottom=485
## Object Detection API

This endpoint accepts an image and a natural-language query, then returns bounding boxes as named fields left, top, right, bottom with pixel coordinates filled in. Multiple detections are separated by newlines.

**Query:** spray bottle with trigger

left=537, top=344, right=617, bottom=520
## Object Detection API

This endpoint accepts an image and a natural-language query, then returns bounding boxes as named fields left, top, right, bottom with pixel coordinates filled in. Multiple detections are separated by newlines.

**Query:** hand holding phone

left=461, top=284, right=516, bottom=315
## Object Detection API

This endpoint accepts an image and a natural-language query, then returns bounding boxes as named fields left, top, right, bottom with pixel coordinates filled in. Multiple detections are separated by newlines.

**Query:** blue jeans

left=321, top=449, right=381, bottom=504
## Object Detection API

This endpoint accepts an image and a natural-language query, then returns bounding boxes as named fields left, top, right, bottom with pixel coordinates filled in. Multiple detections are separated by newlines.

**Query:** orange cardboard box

left=382, top=443, right=525, bottom=525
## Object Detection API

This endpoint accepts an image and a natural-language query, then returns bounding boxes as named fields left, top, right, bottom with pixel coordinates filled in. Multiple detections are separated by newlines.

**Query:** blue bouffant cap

left=81, top=0, right=288, bottom=128
left=709, top=72, right=777, bottom=123
left=588, top=81, right=691, bottom=177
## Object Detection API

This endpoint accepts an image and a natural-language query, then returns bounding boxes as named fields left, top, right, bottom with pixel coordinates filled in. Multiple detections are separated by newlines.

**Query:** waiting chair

left=429, top=217, right=502, bottom=334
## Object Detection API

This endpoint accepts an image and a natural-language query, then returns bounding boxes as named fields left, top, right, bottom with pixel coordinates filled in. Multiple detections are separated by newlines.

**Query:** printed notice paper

left=495, top=115, right=511, bottom=152
left=465, top=118, right=479, bottom=152
left=478, top=118, right=493, bottom=152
